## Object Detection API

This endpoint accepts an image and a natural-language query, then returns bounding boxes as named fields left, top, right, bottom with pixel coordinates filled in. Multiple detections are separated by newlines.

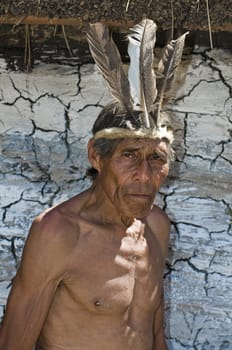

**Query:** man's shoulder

left=15, top=197, right=84, bottom=284
left=37, top=190, right=87, bottom=226
left=146, top=205, right=170, bottom=257
left=29, top=194, right=83, bottom=251
left=148, top=205, right=170, bottom=231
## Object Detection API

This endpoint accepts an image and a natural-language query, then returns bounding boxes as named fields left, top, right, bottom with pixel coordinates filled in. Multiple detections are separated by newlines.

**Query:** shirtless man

left=0, top=18, right=183, bottom=349
left=0, top=103, right=171, bottom=350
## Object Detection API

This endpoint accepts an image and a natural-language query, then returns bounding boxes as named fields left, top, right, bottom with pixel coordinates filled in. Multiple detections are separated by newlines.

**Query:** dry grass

left=205, top=0, right=213, bottom=49
left=24, top=24, right=31, bottom=71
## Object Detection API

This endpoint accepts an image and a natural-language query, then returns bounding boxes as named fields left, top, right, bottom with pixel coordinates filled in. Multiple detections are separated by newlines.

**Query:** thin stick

left=53, top=24, right=58, bottom=37
left=205, top=0, right=213, bottom=49
left=27, top=25, right=31, bottom=71
left=125, top=0, right=130, bottom=12
left=15, top=15, right=27, bottom=27
left=24, top=24, right=31, bottom=72
left=24, top=24, right=28, bottom=65
left=61, top=24, right=73, bottom=56
left=24, top=24, right=32, bottom=71
left=171, top=0, right=174, bottom=39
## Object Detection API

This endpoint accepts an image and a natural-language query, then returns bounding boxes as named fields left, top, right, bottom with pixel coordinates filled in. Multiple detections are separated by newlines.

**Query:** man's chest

left=60, top=231, right=164, bottom=314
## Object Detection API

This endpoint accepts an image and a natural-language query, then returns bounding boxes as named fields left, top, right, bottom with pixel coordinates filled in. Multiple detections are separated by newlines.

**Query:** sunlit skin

left=89, top=137, right=170, bottom=224
left=0, top=137, right=170, bottom=350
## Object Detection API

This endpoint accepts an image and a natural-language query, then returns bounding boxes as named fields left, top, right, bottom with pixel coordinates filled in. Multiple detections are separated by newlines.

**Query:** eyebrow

left=154, top=149, right=169, bottom=160
left=121, top=147, right=140, bottom=152
left=121, top=146, right=168, bottom=158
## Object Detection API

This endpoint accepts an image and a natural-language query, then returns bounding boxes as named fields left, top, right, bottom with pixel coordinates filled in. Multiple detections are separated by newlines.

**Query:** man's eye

left=150, top=153, right=167, bottom=162
left=150, top=153, right=161, bottom=160
left=123, top=152, right=134, bottom=159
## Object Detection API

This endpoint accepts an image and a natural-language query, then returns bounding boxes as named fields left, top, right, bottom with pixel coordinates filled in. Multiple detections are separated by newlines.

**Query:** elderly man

left=0, top=19, right=186, bottom=350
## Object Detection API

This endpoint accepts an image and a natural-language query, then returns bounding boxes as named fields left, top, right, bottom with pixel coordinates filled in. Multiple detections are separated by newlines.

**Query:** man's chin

left=124, top=203, right=154, bottom=220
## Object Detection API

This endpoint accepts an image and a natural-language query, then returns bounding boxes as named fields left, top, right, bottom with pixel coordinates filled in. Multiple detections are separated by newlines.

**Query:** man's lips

left=126, top=193, right=152, bottom=200
left=129, top=193, right=150, bottom=196
left=124, top=186, right=156, bottom=201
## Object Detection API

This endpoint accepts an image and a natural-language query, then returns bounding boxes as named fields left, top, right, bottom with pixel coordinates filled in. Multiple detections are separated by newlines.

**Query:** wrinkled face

left=94, top=138, right=170, bottom=219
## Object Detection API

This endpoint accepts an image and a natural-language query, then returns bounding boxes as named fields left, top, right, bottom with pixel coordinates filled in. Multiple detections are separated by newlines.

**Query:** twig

left=27, top=25, right=31, bottom=71
left=17, top=1, right=24, bottom=6
left=24, top=24, right=28, bottom=65
left=14, top=15, right=27, bottom=27
left=24, top=24, right=32, bottom=71
left=171, top=0, right=174, bottom=39
left=61, top=24, right=73, bottom=57
left=125, top=0, right=130, bottom=12
left=205, top=0, right=213, bottom=49
left=53, top=24, right=58, bottom=37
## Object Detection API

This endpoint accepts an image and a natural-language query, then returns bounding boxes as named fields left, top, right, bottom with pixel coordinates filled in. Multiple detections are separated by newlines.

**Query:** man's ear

left=88, top=138, right=101, bottom=172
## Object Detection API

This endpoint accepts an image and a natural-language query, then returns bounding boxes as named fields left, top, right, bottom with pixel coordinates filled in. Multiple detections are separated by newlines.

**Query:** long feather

left=86, top=23, right=132, bottom=111
left=128, top=19, right=157, bottom=128
left=155, top=32, right=189, bottom=126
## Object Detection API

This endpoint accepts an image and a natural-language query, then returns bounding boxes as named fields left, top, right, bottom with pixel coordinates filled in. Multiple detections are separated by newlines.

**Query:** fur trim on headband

left=93, top=126, right=173, bottom=143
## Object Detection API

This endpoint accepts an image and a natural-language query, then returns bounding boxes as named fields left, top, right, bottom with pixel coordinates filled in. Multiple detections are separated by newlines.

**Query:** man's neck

left=84, top=184, right=135, bottom=229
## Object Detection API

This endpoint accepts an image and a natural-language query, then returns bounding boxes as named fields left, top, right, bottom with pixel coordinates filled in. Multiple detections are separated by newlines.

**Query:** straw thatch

left=0, top=0, right=231, bottom=31
left=0, top=0, right=231, bottom=71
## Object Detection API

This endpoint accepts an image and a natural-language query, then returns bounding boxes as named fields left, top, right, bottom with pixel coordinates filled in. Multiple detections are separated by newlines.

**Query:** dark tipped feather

left=86, top=20, right=187, bottom=135
left=86, top=23, right=132, bottom=111
left=128, top=19, right=157, bottom=128
left=155, top=32, right=189, bottom=126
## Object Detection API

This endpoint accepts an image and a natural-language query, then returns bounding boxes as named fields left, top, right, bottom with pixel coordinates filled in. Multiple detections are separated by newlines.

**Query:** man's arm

left=153, top=292, right=168, bottom=350
left=149, top=205, right=170, bottom=350
left=0, top=209, right=74, bottom=350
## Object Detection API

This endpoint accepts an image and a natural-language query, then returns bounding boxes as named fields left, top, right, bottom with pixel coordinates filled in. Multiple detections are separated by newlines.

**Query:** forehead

left=115, top=138, right=169, bottom=153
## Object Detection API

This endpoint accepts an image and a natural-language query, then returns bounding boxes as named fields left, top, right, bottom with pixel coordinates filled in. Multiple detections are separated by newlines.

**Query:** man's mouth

left=124, top=185, right=156, bottom=202
left=127, top=193, right=152, bottom=200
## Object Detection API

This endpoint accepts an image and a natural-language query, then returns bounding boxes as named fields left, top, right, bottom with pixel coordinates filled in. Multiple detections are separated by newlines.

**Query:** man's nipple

left=94, top=299, right=102, bottom=307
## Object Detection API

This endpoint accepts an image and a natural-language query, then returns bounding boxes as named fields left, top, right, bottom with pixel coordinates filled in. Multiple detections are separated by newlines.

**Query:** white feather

left=128, top=19, right=157, bottom=128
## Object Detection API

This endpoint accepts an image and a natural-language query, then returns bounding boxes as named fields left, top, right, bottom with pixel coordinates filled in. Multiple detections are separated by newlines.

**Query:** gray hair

left=86, top=103, right=174, bottom=181
left=86, top=138, right=122, bottom=181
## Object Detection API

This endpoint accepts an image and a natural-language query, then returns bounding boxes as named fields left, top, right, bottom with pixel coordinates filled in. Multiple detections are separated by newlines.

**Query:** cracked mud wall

left=0, top=48, right=231, bottom=349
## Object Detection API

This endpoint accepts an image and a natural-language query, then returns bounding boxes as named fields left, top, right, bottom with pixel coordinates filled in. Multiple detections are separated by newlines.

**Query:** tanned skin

left=0, top=137, right=170, bottom=350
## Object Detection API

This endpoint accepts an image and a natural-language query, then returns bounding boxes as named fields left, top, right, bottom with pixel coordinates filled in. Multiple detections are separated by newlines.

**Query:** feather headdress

left=86, top=19, right=188, bottom=143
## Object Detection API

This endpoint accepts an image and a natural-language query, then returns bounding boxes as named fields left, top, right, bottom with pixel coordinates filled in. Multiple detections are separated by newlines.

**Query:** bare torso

left=0, top=138, right=170, bottom=350
left=35, top=194, right=166, bottom=350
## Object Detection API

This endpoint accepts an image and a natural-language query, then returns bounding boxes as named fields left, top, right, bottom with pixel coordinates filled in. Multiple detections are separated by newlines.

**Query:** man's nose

left=133, top=160, right=151, bottom=182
